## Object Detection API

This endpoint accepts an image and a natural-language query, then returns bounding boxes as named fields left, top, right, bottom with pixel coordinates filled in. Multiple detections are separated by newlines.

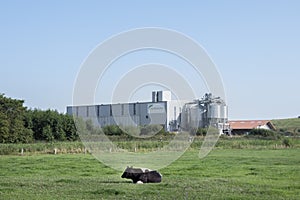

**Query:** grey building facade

left=67, top=91, right=186, bottom=131
left=67, top=91, right=229, bottom=133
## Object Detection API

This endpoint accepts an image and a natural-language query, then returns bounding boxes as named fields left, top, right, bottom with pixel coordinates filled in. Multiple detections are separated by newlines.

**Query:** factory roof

left=229, top=120, right=276, bottom=130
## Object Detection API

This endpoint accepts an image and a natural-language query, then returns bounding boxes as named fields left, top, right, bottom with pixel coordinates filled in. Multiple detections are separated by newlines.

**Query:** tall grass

left=1, top=136, right=299, bottom=155
left=0, top=141, right=84, bottom=155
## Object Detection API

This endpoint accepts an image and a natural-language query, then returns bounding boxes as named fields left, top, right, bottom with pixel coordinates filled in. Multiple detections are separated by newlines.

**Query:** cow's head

left=121, top=166, right=143, bottom=179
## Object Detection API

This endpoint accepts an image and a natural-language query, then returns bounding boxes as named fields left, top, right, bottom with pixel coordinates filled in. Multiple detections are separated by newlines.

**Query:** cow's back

left=140, top=170, right=162, bottom=183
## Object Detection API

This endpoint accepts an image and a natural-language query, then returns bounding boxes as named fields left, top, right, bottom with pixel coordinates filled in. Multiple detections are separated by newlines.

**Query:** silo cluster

left=180, top=93, right=229, bottom=134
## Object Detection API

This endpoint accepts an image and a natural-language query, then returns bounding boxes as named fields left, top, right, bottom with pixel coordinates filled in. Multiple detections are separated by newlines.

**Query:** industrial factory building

left=67, top=91, right=229, bottom=134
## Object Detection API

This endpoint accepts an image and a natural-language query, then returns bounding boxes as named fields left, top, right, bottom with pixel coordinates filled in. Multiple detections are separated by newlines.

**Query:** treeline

left=0, top=94, right=170, bottom=144
left=0, top=94, right=78, bottom=143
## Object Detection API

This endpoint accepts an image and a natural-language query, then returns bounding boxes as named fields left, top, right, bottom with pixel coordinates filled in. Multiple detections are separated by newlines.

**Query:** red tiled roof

left=229, top=120, right=275, bottom=130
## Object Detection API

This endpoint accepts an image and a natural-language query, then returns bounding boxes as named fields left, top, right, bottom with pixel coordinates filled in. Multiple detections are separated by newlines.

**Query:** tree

left=42, top=125, right=54, bottom=142
left=0, top=112, right=9, bottom=143
left=0, top=94, right=32, bottom=143
left=25, top=109, right=78, bottom=142
left=63, top=115, right=78, bottom=141
left=0, top=94, right=78, bottom=143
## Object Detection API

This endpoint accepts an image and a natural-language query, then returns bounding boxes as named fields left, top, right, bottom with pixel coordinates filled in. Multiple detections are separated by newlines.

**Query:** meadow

left=272, top=118, right=300, bottom=135
left=0, top=138, right=299, bottom=199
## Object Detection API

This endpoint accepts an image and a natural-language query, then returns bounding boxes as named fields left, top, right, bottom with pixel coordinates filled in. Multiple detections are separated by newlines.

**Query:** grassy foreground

left=0, top=147, right=299, bottom=199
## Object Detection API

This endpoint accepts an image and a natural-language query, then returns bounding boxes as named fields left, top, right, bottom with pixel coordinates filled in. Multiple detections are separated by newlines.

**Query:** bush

left=103, top=125, right=124, bottom=136
left=195, top=128, right=207, bottom=136
left=140, top=124, right=164, bottom=136
left=189, top=127, right=221, bottom=136
left=122, top=126, right=140, bottom=137
left=139, top=125, right=171, bottom=140
left=282, top=138, right=291, bottom=147
left=279, top=128, right=287, bottom=132
left=247, top=129, right=281, bottom=140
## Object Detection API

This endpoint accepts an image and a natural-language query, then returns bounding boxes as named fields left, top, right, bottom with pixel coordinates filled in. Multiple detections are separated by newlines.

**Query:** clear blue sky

left=0, top=0, right=299, bottom=120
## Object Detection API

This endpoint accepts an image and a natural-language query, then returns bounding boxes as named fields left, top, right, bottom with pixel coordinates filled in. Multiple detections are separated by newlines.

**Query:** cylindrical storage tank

left=221, top=105, right=228, bottom=121
left=181, top=103, right=200, bottom=130
left=208, top=104, right=221, bottom=119
left=189, top=105, right=200, bottom=128
left=180, top=104, right=188, bottom=130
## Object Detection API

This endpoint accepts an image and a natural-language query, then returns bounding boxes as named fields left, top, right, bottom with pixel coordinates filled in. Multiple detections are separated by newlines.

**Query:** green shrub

left=247, top=129, right=281, bottom=140
left=103, top=125, right=124, bottom=136
left=140, top=124, right=164, bottom=136
left=196, top=128, right=207, bottom=136
left=121, top=126, right=140, bottom=137
left=282, top=138, right=291, bottom=147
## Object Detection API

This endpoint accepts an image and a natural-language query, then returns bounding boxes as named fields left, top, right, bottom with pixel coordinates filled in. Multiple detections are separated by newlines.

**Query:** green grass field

left=1, top=146, right=299, bottom=199
left=272, top=118, right=300, bottom=135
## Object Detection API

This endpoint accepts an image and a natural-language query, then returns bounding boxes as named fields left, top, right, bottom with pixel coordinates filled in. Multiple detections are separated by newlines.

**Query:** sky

left=0, top=0, right=299, bottom=120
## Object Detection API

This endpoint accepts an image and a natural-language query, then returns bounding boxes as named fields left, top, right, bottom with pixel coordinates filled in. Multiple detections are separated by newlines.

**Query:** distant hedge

left=246, top=128, right=282, bottom=140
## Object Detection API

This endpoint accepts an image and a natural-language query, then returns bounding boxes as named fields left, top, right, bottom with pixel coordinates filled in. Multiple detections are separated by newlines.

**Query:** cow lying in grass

left=121, top=166, right=162, bottom=184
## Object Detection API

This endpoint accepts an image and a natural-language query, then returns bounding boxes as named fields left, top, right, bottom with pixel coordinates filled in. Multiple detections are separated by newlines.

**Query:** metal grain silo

left=180, top=103, right=196, bottom=130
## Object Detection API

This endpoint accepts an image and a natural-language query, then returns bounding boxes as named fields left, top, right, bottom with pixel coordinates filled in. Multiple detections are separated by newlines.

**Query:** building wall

left=66, top=99, right=228, bottom=132
left=66, top=101, right=170, bottom=130
left=256, top=124, right=271, bottom=130
left=66, top=91, right=228, bottom=133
